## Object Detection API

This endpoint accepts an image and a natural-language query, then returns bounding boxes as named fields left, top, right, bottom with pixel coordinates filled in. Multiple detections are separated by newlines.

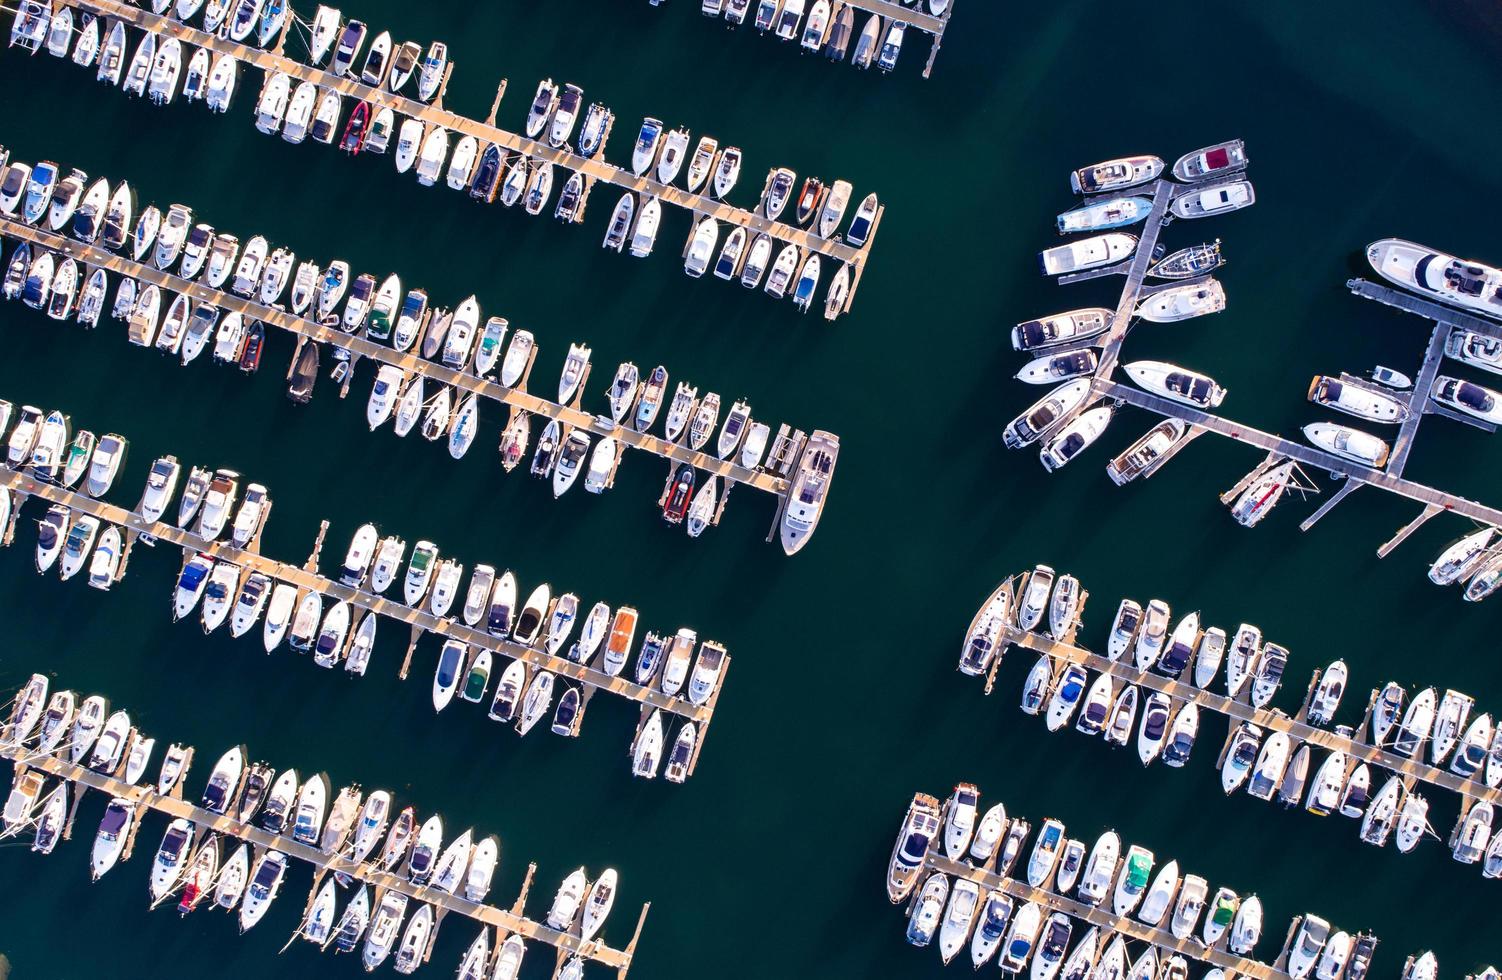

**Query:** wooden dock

left=0, top=217, right=827, bottom=539
left=2, top=745, right=645, bottom=976
left=0, top=466, right=725, bottom=779
left=57, top=0, right=883, bottom=316
left=994, top=624, right=1502, bottom=807
left=912, top=803, right=1286, bottom=980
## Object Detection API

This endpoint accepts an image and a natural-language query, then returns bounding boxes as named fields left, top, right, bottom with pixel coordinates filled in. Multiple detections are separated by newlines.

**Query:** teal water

left=1, top=1, right=1501, bottom=977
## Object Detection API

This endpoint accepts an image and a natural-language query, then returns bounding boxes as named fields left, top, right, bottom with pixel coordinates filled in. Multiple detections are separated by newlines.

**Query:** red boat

left=238, top=320, right=265, bottom=374
left=662, top=464, right=696, bottom=524
left=340, top=101, right=371, bottom=154
left=176, top=882, right=200, bottom=914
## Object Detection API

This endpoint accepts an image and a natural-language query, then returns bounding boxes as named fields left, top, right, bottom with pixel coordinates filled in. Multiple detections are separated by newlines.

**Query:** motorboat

left=1071, top=155, right=1164, bottom=194
left=1136, top=280, right=1226, bottom=321
left=1172, top=140, right=1248, bottom=182
left=1367, top=238, right=1502, bottom=320
left=1221, top=722, right=1263, bottom=793
left=239, top=850, right=288, bottom=932
left=432, top=639, right=467, bottom=712
left=1125, top=360, right=1227, bottom=408
left=1039, top=234, right=1136, bottom=276
left=1307, top=374, right=1410, bottom=423
left=1192, top=627, right=1226, bottom=688
left=91, top=798, right=135, bottom=880
left=1011, top=308, right=1111, bottom=352
left=1432, top=375, right=1502, bottom=424
left=1288, top=916, right=1331, bottom=980
left=1039, top=407, right=1112, bottom=471
left=1307, top=660, right=1348, bottom=727
left=1136, top=692, right=1171, bottom=764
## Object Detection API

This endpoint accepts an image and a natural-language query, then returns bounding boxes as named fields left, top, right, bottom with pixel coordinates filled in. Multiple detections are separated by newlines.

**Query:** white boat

left=432, top=639, right=467, bottom=712
left=1429, top=529, right=1494, bottom=585
left=1171, top=180, right=1255, bottom=218
left=906, top=872, right=948, bottom=947
left=1125, top=360, right=1227, bottom=408
left=1039, top=407, right=1113, bottom=471
left=1039, top=234, right=1136, bottom=276
left=1229, top=460, right=1297, bottom=529
left=1308, top=375, right=1408, bottom=423
left=1432, top=375, right=1502, bottom=424
left=91, top=798, right=135, bottom=880
left=1071, top=155, right=1164, bottom=194
left=1136, top=280, right=1226, bottom=322
left=239, top=850, right=288, bottom=932
left=1302, top=422, right=1389, bottom=468
left=1367, top=238, right=1502, bottom=320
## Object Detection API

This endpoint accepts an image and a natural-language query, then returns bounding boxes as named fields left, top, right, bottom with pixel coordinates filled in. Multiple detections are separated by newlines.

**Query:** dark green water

left=1, top=0, right=1501, bottom=977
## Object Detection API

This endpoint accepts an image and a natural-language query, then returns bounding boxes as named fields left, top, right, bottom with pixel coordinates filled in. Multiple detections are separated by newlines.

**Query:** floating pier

left=2, top=742, right=646, bottom=976
left=0, top=465, right=724, bottom=780
left=45, top=0, right=883, bottom=316
left=0, top=213, right=844, bottom=550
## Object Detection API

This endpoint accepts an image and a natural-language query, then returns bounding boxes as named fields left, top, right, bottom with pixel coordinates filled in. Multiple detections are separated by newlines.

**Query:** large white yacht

left=780, top=431, right=838, bottom=556
left=1368, top=238, right=1502, bottom=320
left=1124, top=361, right=1227, bottom=408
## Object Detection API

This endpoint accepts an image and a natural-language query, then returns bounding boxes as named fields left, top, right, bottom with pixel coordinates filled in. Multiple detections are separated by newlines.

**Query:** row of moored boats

left=693, top=0, right=941, bottom=74
left=887, top=786, right=1409, bottom=980
left=0, top=674, right=618, bottom=979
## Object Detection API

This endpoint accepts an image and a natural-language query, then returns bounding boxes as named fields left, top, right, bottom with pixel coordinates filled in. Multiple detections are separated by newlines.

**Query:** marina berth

left=957, top=568, right=1502, bottom=878
left=0, top=675, right=647, bottom=975
left=0, top=423, right=726, bottom=781
left=0, top=177, right=836, bottom=551
left=33, top=0, right=883, bottom=319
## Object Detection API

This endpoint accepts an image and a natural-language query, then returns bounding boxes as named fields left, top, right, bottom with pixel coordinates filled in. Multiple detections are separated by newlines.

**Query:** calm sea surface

left=0, top=0, right=1500, bottom=977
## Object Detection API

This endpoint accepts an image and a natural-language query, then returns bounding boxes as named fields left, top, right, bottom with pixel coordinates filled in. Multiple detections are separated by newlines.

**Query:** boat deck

left=62, top=0, right=883, bottom=316
left=2, top=746, right=646, bottom=976
left=0, top=466, right=725, bottom=780
left=0, top=217, right=828, bottom=544
left=991, top=621, right=1500, bottom=807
